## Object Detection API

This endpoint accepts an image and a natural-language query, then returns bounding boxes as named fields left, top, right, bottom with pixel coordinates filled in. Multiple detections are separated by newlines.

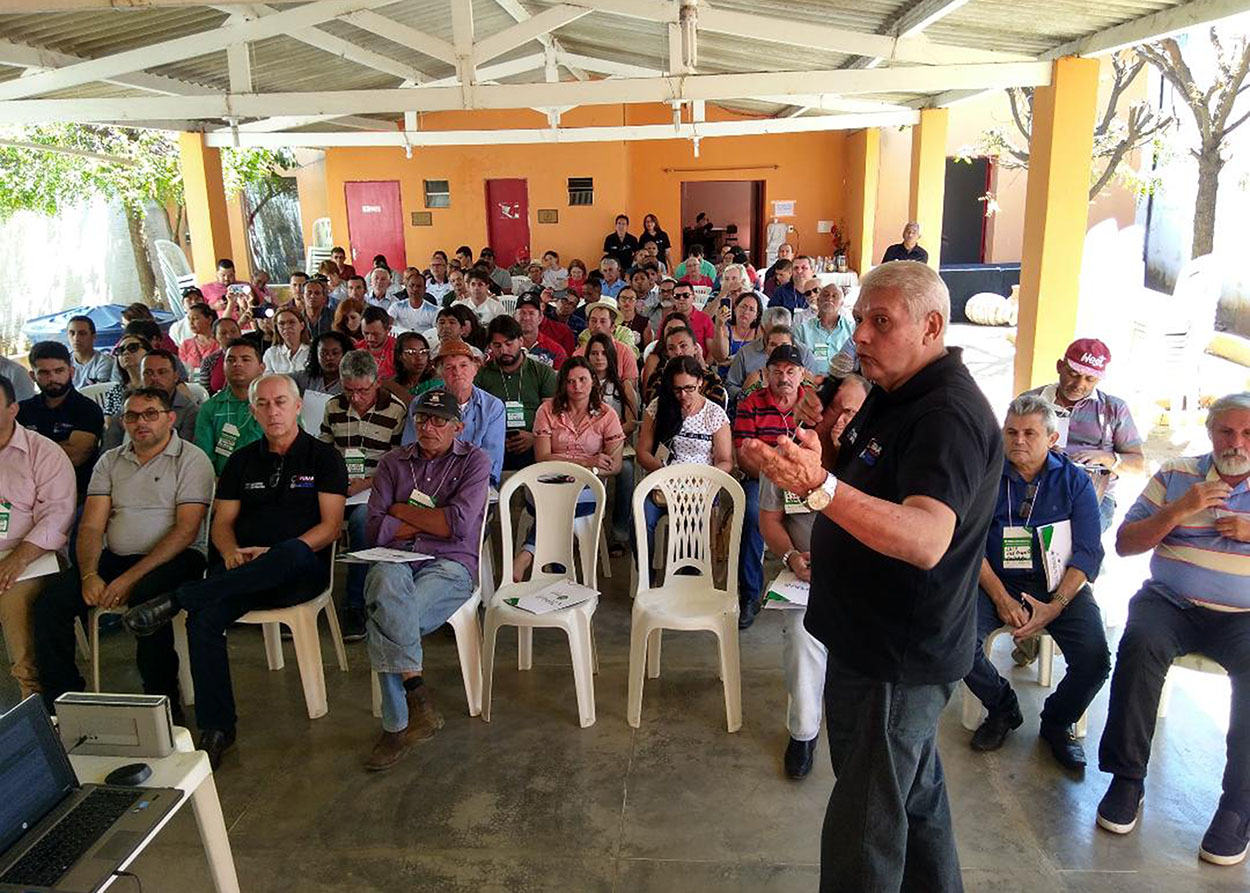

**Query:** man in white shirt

left=454, top=269, right=506, bottom=324
left=67, top=315, right=115, bottom=387
left=390, top=269, right=440, bottom=333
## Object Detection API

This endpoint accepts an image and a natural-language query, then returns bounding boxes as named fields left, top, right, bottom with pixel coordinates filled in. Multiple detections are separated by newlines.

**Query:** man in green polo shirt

left=194, top=339, right=265, bottom=475
left=475, top=315, right=556, bottom=472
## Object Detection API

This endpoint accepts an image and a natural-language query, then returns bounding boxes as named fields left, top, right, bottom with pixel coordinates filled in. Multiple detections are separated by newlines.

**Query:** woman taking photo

left=641, top=213, right=673, bottom=270
left=586, top=333, right=638, bottom=553
left=263, top=306, right=310, bottom=374
left=296, top=330, right=351, bottom=396
left=512, top=357, right=625, bottom=582
left=102, top=334, right=152, bottom=418
left=178, top=303, right=220, bottom=369
left=708, top=291, right=763, bottom=375
left=381, top=331, right=440, bottom=404
left=333, top=296, right=365, bottom=342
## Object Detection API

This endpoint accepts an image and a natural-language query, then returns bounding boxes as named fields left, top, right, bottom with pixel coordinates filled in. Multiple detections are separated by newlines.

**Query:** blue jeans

left=1098, top=494, right=1117, bottom=534
left=643, top=497, right=665, bottom=556
left=963, top=583, right=1110, bottom=727
left=738, top=477, right=764, bottom=609
left=822, top=654, right=962, bottom=892
left=611, top=461, right=635, bottom=545
left=365, top=558, right=473, bottom=732
left=345, top=504, right=369, bottom=612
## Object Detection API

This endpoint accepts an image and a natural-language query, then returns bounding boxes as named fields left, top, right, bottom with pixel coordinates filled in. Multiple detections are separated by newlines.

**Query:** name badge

left=1002, top=525, right=1033, bottom=569
left=783, top=490, right=811, bottom=515
left=504, top=400, right=526, bottom=430
left=408, top=487, right=436, bottom=509
left=1055, top=414, right=1071, bottom=450
left=0, top=500, right=10, bottom=535
left=345, top=447, right=367, bottom=479
left=813, top=343, right=830, bottom=362
left=215, top=422, right=240, bottom=458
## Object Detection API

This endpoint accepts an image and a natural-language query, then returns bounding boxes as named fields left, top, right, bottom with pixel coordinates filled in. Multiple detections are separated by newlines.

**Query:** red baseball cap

left=1064, top=338, right=1111, bottom=378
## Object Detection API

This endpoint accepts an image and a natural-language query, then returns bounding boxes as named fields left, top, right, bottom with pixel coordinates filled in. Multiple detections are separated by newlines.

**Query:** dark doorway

left=680, top=180, right=766, bottom=268
left=941, top=157, right=991, bottom=264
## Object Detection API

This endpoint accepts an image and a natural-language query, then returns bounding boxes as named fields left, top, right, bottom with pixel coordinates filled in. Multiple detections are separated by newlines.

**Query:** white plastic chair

left=692, top=285, right=713, bottom=309
left=79, top=382, right=112, bottom=409
left=481, top=462, right=605, bottom=728
left=88, top=607, right=194, bottom=705
left=500, top=296, right=519, bottom=316
left=370, top=503, right=492, bottom=718
left=1158, top=652, right=1226, bottom=718
left=510, top=276, right=531, bottom=298
left=185, top=382, right=210, bottom=406
left=627, top=465, right=745, bottom=732
left=960, top=627, right=1088, bottom=738
left=311, top=217, right=333, bottom=249
left=236, top=544, right=349, bottom=720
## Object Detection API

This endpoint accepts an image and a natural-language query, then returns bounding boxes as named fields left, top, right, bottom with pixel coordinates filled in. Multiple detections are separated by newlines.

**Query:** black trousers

left=34, top=548, right=206, bottom=711
left=1099, top=584, right=1250, bottom=810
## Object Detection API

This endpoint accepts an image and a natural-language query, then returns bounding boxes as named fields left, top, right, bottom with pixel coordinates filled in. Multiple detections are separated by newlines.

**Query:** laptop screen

left=0, top=697, right=77, bottom=854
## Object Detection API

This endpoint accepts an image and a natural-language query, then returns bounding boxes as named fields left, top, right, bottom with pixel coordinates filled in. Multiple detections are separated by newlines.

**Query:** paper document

left=345, top=488, right=372, bottom=507
left=0, top=549, right=61, bottom=582
left=764, top=570, right=810, bottom=609
left=506, top=579, right=598, bottom=614
left=1037, top=521, right=1073, bottom=593
left=339, top=547, right=435, bottom=564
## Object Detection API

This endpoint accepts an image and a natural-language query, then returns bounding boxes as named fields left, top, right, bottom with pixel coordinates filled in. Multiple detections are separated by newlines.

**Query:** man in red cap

left=1024, top=338, right=1146, bottom=532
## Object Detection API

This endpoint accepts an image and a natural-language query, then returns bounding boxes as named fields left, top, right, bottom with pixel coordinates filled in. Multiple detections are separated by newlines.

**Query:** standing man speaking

left=742, top=261, right=1001, bottom=891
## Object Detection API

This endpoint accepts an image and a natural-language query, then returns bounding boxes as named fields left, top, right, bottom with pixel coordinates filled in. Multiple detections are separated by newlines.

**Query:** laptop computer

left=0, top=696, right=183, bottom=892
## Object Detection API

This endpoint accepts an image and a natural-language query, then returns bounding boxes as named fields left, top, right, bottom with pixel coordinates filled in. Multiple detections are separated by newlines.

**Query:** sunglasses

left=115, top=342, right=145, bottom=354
left=267, top=455, right=286, bottom=490
left=801, top=288, right=820, bottom=297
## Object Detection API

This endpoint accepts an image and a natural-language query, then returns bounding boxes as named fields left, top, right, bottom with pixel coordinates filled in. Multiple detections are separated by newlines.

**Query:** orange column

left=908, top=107, right=948, bottom=270
left=178, top=133, right=233, bottom=285
left=845, top=127, right=880, bottom=275
left=1014, top=57, right=1101, bottom=393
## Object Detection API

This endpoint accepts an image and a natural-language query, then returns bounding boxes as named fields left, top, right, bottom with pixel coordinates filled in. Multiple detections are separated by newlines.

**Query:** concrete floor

left=3, top=324, right=1245, bottom=891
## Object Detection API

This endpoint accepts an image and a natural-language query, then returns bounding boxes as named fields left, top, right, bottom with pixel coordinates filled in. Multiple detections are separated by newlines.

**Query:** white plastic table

left=69, top=727, right=240, bottom=893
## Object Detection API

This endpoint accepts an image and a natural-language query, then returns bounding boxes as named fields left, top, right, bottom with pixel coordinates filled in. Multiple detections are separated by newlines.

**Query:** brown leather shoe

left=364, top=730, right=412, bottom=771
left=404, top=685, right=445, bottom=742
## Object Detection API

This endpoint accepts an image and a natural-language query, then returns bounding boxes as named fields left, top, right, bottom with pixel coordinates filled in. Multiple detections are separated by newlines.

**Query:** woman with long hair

left=641, top=213, right=673, bottom=270
left=178, top=303, right=220, bottom=369
left=381, top=331, right=440, bottom=404
left=101, top=333, right=152, bottom=417
left=333, top=296, right=365, bottom=342
left=262, top=306, right=310, bottom=373
left=586, top=333, right=638, bottom=553
left=512, top=356, right=625, bottom=581
left=297, top=330, right=352, bottom=396
left=708, top=290, right=763, bottom=372
left=640, top=311, right=691, bottom=395
left=318, top=259, right=347, bottom=304
left=566, top=259, right=588, bottom=297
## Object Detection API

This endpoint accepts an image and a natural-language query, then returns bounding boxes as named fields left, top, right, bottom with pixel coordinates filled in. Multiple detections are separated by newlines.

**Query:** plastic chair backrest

left=185, top=382, right=210, bottom=405
left=499, top=461, right=605, bottom=587
left=79, top=383, right=112, bottom=408
left=154, top=239, right=194, bottom=311
left=631, top=464, right=745, bottom=595
left=500, top=296, right=518, bottom=316
left=312, top=218, right=333, bottom=249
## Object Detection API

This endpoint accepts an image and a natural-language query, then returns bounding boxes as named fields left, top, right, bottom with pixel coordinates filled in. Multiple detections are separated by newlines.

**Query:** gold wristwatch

left=805, top=473, right=839, bottom=511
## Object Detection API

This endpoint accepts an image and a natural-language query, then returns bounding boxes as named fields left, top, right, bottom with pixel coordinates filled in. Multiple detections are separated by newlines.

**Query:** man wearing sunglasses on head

left=125, top=373, right=347, bottom=770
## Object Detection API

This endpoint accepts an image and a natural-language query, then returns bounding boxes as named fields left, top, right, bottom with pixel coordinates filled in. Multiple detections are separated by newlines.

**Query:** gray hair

left=761, top=306, right=792, bottom=332
left=1207, top=392, right=1250, bottom=433
left=839, top=372, right=871, bottom=395
left=722, top=262, right=747, bottom=283
left=248, top=373, right=300, bottom=405
left=859, top=260, right=950, bottom=326
left=339, top=348, right=379, bottom=383
left=1006, top=393, right=1058, bottom=435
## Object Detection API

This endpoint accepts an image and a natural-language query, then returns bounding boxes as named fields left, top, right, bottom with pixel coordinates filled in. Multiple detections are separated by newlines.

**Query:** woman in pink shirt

left=178, top=303, right=221, bottom=369
left=512, top=357, right=624, bottom=581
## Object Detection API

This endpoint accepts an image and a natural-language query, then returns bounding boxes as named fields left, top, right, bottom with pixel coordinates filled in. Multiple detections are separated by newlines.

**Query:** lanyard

left=1008, top=478, right=1041, bottom=528
left=499, top=360, right=525, bottom=404
left=407, top=450, right=457, bottom=505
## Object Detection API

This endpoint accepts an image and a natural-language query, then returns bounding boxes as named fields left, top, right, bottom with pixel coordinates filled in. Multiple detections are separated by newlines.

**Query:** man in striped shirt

left=1097, top=392, right=1250, bottom=866
left=319, top=349, right=406, bottom=641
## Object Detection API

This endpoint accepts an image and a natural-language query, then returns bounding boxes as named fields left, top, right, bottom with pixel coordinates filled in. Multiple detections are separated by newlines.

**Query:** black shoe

left=738, top=599, right=761, bottom=630
left=784, top=736, right=817, bottom=779
left=1200, top=801, right=1250, bottom=865
left=970, top=700, right=1024, bottom=751
left=1039, top=722, right=1087, bottom=770
left=123, top=596, right=179, bottom=638
left=341, top=607, right=366, bottom=643
left=1096, top=776, right=1144, bottom=834
left=198, top=728, right=236, bottom=771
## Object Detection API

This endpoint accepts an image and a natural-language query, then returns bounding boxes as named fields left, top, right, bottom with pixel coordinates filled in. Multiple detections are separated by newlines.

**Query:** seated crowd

left=1, top=227, right=1248, bottom=866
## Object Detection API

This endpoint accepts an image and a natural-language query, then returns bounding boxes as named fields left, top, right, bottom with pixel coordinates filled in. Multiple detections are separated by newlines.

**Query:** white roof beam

left=556, top=51, right=663, bottom=78
left=474, top=5, right=590, bottom=65
left=422, top=52, right=546, bottom=87
left=698, top=7, right=1035, bottom=65
left=340, top=10, right=458, bottom=66
left=451, top=0, right=476, bottom=91
left=0, top=61, right=1052, bottom=123
left=845, top=0, right=974, bottom=69
left=0, top=37, right=218, bottom=96
left=0, top=0, right=399, bottom=100
left=1049, top=0, right=1250, bottom=57
left=218, top=113, right=397, bottom=132
left=491, top=0, right=585, bottom=79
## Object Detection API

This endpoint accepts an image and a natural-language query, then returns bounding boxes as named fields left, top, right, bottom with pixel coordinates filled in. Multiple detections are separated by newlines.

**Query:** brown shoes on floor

left=364, top=684, right=446, bottom=771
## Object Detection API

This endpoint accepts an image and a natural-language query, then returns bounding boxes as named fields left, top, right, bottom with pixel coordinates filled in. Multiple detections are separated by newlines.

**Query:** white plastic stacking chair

left=185, top=382, right=210, bottom=406
left=79, top=383, right=112, bottom=409
left=482, top=462, right=605, bottom=728
left=370, top=503, right=492, bottom=718
left=1158, top=652, right=1226, bottom=718
left=89, top=607, right=194, bottom=705
left=960, top=627, right=1088, bottom=738
left=627, top=465, right=745, bottom=732
left=237, top=544, right=348, bottom=720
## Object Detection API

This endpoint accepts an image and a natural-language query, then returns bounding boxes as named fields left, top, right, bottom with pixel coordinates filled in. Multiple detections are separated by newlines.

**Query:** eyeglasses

left=672, top=384, right=699, bottom=395
left=267, top=455, right=286, bottom=490
left=801, top=288, right=820, bottom=297
left=402, top=348, right=429, bottom=357
left=416, top=414, right=451, bottom=428
left=122, top=408, right=165, bottom=423
left=115, top=343, right=145, bottom=355
left=1017, top=480, right=1039, bottom=521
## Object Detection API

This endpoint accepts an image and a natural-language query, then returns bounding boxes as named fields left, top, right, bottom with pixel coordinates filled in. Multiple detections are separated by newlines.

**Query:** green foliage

left=221, top=146, right=296, bottom=197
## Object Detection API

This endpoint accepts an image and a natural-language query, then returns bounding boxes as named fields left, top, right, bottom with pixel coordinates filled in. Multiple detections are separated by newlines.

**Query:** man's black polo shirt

left=805, top=348, right=1002, bottom=684
left=602, top=231, right=639, bottom=270
left=882, top=243, right=929, bottom=264
left=215, top=429, right=348, bottom=576
left=18, top=388, right=104, bottom=498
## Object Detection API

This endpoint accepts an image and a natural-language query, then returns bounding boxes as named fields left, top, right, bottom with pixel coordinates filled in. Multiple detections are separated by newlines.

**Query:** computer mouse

left=105, top=762, right=152, bottom=786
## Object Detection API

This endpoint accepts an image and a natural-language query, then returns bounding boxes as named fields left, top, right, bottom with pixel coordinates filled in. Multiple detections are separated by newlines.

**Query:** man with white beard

left=1096, top=392, right=1250, bottom=867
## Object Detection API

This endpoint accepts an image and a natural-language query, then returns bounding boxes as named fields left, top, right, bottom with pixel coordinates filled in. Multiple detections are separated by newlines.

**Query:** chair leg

left=718, top=618, right=743, bottom=733
left=518, top=627, right=533, bottom=671
left=961, top=682, right=984, bottom=732
left=652, top=517, right=666, bottom=571
left=646, top=628, right=662, bottom=679
left=626, top=615, right=650, bottom=728
left=589, top=623, right=599, bottom=676
left=450, top=609, right=484, bottom=717
left=567, top=615, right=597, bottom=728
left=322, top=602, right=349, bottom=672
left=1157, top=671, right=1174, bottom=719
left=173, top=612, right=195, bottom=706
left=261, top=623, right=285, bottom=671
left=480, top=613, right=501, bottom=723
left=288, top=610, right=328, bottom=720
left=77, top=617, right=91, bottom=661
left=598, top=523, right=612, bottom=579
left=89, top=611, right=102, bottom=693
left=370, top=670, right=381, bottom=719
left=1038, top=634, right=1055, bottom=689
left=480, top=541, right=497, bottom=604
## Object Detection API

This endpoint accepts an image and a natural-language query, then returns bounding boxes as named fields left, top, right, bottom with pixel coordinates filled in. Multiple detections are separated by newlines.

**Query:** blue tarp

left=22, top=304, right=176, bottom=351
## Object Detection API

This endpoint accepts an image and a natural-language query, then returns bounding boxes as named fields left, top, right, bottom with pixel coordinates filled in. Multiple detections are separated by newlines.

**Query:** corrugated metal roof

left=0, top=0, right=1206, bottom=127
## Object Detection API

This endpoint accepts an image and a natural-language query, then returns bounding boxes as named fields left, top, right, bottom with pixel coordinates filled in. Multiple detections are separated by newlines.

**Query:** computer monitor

left=0, top=697, right=77, bottom=854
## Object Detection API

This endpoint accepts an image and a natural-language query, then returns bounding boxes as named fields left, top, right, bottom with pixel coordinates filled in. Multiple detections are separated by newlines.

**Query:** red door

left=485, top=179, right=530, bottom=269
left=344, top=181, right=406, bottom=272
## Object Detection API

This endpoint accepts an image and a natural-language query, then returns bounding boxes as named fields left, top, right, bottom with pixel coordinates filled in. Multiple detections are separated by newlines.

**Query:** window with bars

left=424, top=179, right=450, bottom=208
left=567, top=176, right=594, bottom=206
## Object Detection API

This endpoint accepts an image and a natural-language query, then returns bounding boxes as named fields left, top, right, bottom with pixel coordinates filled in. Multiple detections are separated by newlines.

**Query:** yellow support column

left=178, top=133, right=233, bottom=285
left=908, top=107, right=948, bottom=270
left=1014, top=57, right=1101, bottom=394
left=845, top=128, right=880, bottom=275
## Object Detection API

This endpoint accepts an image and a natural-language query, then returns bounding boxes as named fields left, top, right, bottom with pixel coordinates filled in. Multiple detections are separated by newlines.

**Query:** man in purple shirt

left=363, top=388, right=490, bottom=771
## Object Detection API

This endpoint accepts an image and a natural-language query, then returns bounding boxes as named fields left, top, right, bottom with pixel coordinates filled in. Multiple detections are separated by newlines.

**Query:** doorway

left=941, top=158, right=991, bottom=264
left=485, top=178, right=531, bottom=269
left=344, top=180, right=406, bottom=271
left=680, top=180, right=765, bottom=267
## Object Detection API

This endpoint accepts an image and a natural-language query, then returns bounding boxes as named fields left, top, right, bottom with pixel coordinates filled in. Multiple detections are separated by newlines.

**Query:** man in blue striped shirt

left=1097, top=392, right=1250, bottom=866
